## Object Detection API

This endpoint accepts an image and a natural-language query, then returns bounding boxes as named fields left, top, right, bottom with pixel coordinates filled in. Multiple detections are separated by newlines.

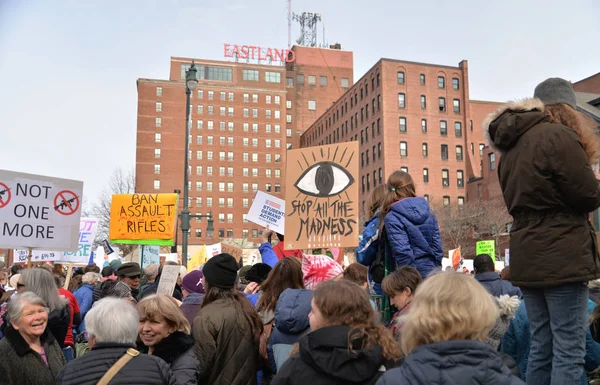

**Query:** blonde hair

left=401, top=271, right=498, bottom=355
left=137, top=294, right=191, bottom=334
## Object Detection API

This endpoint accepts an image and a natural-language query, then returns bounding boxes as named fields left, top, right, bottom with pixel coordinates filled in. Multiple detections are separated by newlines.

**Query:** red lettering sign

left=224, top=44, right=295, bottom=63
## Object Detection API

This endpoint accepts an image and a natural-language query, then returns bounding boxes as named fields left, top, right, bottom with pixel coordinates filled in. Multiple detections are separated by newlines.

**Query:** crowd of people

left=0, top=77, right=599, bottom=385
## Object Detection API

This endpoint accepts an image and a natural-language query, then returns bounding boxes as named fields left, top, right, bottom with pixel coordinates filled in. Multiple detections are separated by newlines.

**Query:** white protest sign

left=140, top=245, right=160, bottom=268
left=206, top=243, right=222, bottom=258
left=247, top=191, right=285, bottom=235
left=14, top=217, right=98, bottom=264
left=0, top=169, right=83, bottom=251
left=156, top=264, right=181, bottom=296
left=505, top=249, right=510, bottom=266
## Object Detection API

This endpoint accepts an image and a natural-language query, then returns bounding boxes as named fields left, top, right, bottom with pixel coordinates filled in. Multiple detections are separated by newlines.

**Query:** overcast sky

left=1, top=0, right=598, bottom=205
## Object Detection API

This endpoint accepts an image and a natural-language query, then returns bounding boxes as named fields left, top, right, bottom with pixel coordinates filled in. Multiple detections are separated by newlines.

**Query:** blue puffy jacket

left=357, top=213, right=383, bottom=295
left=267, top=289, right=313, bottom=373
left=383, top=197, right=443, bottom=278
left=74, top=283, right=95, bottom=333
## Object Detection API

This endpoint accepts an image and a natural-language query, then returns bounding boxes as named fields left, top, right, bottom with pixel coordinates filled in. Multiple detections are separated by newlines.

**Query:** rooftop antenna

left=292, top=12, right=321, bottom=47
left=287, top=0, right=292, bottom=48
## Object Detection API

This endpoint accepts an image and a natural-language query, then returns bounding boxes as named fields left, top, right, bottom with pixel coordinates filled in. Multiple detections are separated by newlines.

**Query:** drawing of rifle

left=54, top=196, right=79, bottom=211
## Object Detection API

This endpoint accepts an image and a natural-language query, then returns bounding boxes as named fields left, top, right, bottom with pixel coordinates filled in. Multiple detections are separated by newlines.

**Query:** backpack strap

left=96, top=348, right=139, bottom=385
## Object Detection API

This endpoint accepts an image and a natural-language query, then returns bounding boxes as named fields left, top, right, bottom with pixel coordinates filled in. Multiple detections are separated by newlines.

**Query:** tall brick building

left=300, top=58, right=500, bottom=219
left=135, top=46, right=353, bottom=245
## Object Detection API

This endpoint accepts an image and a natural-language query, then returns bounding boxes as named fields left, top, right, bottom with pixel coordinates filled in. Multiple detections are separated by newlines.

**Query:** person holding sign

left=485, top=78, right=600, bottom=385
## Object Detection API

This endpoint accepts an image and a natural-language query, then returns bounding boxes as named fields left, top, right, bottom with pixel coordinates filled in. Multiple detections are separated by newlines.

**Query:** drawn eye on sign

left=295, top=161, right=354, bottom=198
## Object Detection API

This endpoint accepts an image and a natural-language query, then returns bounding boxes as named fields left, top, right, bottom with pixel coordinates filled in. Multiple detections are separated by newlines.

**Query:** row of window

left=397, top=94, right=461, bottom=113
left=361, top=143, right=383, bottom=166
left=155, top=150, right=284, bottom=163
left=180, top=64, right=233, bottom=82
left=398, top=118, right=464, bottom=137
left=399, top=142, right=464, bottom=161
left=361, top=168, right=465, bottom=193
left=194, top=228, right=265, bottom=240
left=397, top=72, right=460, bottom=90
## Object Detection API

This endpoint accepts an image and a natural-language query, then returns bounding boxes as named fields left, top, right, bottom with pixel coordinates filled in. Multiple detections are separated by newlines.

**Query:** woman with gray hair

left=74, top=272, right=100, bottom=333
left=0, top=292, right=66, bottom=385
left=56, top=297, right=177, bottom=385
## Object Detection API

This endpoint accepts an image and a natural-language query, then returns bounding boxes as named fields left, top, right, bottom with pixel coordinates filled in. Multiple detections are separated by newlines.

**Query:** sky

left=0, top=0, right=599, bottom=206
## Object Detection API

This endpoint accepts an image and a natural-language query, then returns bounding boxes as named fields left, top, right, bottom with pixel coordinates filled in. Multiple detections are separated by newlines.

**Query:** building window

left=156, top=102, right=162, bottom=112
left=455, top=122, right=462, bottom=137
left=265, top=71, right=281, bottom=83
left=441, top=144, right=448, bottom=160
left=341, top=78, right=349, bottom=88
left=207, top=136, right=213, bottom=145
left=208, top=106, right=214, bottom=115
left=266, top=95, right=272, bottom=104
left=489, top=153, right=496, bottom=170
left=422, top=143, right=428, bottom=157
left=458, top=196, right=465, bottom=205
left=266, top=110, right=272, bottom=119
left=153, top=180, right=160, bottom=190
left=456, top=145, right=463, bottom=161
left=208, top=91, right=214, bottom=100
left=196, top=166, right=202, bottom=175
left=439, top=97, right=446, bottom=112
left=219, top=91, right=226, bottom=101
left=452, top=78, right=460, bottom=90
left=207, top=197, right=212, bottom=207
left=398, top=93, right=405, bottom=108
left=156, top=86, right=162, bottom=96
left=197, top=90, right=204, bottom=99
left=154, top=164, right=160, bottom=174
left=401, top=167, right=408, bottom=173
left=479, top=143, right=486, bottom=156
left=252, top=94, right=258, bottom=103
left=228, top=107, right=234, bottom=116
left=219, top=106, right=226, bottom=116
left=207, top=166, right=213, bottom=176
left=443, top=196, right=450, bottom=206
left=196, top=182, right=203, bottom=191
left=420, top=95, right=426, bottom=109
left=453, top=99, right=461, bottom=113
left=197, top=120, right=203, bottom=129
left=296, top=74, right=305, bottom=84
left=438, top=76, right=445, bottom=89
left=154, top=149, right=161, bottom=158
left=274, top=184, right=281, bottom=193
left=242, top=69, right=259, bottom=81
left=274, top=95, right=280, bottom=105
left=154, top=133, right=161, bottom=143
left=286, top=114, right=292, bottom=123
left=424, top=194, right=430, bottom=202
left=308, top=100, right=316, bottom=110
left=397, top=71, right=405, bottom=84
left=308, top=75, right=316, bottom=85
left=286, top=77, right=293, bottom=87
left=442, top=169, right=449, bottom=187
left=207, top=182, right=213, bottom=192
left=252, top=138, right=258, bottom=147
left=197, top=105, right=204, bottom=114
left=286, top=100, right=292, bottom=109
left=420, top=74, right=426, bottom=85
left=423, top=168, right=429, bottom=183
left=421, top=119, right=427, bottom=133
left=196, top=150, right=202, bottom=160
left=286, top=128, right=292, bottom=138
left=400, top=141, right=408, bottom=157
left=320, top=76, right=327, bottom=86
left=252, top=123, right=259, bottom=133
left=457, top=170, right=464, bottom=188
left=440, top=121, right=447, bottom=136
left=155, top=117, right=162, bottom=127
left=218, top=213, right=225, bottom=223
left=378, top=143, right=382, bottom=159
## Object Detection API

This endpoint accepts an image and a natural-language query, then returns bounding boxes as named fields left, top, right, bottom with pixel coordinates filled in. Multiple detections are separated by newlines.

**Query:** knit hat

left=485, top=294, right=520, bottom=350
left=109, top=259, right=122, bottom=271
left=533, top=78, right=577, bottom=110
left=182, top=269, right=205, bottom=294
left=117, top=262, right=141, bottom=278
left=302, top=254, right=344, bottom=290
left=203, top=253, right=239, bottom=289
left=245, top=263, right=272, bottom=285
left=8, top=274, right=21, bottom=290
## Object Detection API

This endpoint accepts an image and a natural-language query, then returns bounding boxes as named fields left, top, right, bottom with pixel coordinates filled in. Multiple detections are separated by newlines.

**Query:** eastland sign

left=224, top=44, right=295, bottom=63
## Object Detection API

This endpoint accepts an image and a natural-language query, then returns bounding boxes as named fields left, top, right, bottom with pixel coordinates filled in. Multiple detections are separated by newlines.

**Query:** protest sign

left=476, top=240, right=496, bottom=262
left=284, top=142, right=359, bottom=249
left=449, top=248, right=462, bottom=270
left=0, top=169, right=83, bottom=251
left=505, top=249, right=510, bottom=266
left=109, top=193, right=178, bottom=246
left=140, top=245, right=161, bottom=268
left=156, top=264, right=180, bottom=296
left=206, top=243, right=222, bottom=257
left=247, top=191, right=285, bottom=234
left=14, top=217, right=98, bottom=263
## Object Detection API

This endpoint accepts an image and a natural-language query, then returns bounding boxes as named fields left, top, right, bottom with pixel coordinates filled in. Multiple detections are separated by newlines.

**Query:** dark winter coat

left=193, top=297, right=260, bottom=385
left=383, top=197, right=443, bottom=279
left=47, top=305, right=70, bottom=349
left=271, top=325, right=392, bottom=385
left=486, top=98, right=600, bottom=288
left=268, top=289, right=313, bottom=372
left=55, top=342, right=177, bottom=385
left=180, top=292, right=203, bottom=326
left=138, top=331, right=200, bottom=385
left=0, top=325, right=66, bottom=385
left=475, top=272, right=522, bottom=297
left=376, top=340, right=524, bottom=385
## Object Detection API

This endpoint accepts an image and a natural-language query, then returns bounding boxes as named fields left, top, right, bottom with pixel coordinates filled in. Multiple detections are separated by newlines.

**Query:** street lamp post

left=180, top=62, right=216, bottom=267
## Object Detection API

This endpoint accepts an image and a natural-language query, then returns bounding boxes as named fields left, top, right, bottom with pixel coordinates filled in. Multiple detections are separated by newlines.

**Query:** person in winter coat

left=193, top=253, right=262, bottom=385
left=272, top=280, right=400, bottom=385
left=55, top=275, right=81, bottom=362
left=381, top=266, right=422, bottom=342
left=0, top=292, right=66, bottom=385
left=503, top=299, right=600, bottom=385
left=92, top=266, right=116, bottom=303
left=245, top=228, right=283, bottom=306
left=357, top=185, right=387, bottom=295
left=485, top=78, right=600, bottom=385
left=379, top=171, right=443, bottom=279
left=73, top=272, right=99, bottom=333
left=137, top=294, right=200, bottom=385
left=474, top=254, right=521, bottom=297
left=377, top=271, right=525, bottom=385
left=272, top=233, right=303, bottom=261
left=267, top=288, right=312, bottom=372
left=179, top=269, right=205, bottom=326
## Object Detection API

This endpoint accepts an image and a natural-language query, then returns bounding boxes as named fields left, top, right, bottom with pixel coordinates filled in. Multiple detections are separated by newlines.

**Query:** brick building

left=300, top=58, right=501, bottom=220
left=135, top=46, right=353, bottom=245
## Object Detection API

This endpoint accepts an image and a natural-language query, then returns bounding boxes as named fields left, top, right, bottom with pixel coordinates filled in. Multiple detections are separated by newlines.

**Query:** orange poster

left=284, top=142, right=359, bottom=250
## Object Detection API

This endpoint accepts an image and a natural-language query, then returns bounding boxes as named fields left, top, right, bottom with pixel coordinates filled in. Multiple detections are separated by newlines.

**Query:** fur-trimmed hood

left=483, top=98, right=547, bottom=153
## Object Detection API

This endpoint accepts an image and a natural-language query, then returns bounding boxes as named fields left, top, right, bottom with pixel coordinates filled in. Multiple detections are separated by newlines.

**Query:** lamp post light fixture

left=181, top=61, right=197, bottom=268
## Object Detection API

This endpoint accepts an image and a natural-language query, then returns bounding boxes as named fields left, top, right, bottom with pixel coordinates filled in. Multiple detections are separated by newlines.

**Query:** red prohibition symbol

left=0, top=182, right=11, bottom=209
left=53, top=190, right=80, bottom=216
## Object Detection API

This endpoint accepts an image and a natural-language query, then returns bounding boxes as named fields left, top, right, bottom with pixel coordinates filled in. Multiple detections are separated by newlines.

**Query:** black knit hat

left=245, top=263, right=272, bottom=284
left=203, top=253, right=239, bottom=289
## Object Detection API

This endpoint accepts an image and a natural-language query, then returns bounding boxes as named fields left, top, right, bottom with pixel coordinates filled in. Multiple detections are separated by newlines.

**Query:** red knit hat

left=302, top=254, right=344, bottom=290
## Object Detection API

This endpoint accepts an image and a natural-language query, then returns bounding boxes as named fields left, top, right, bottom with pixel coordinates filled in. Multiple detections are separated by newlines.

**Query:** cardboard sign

left=476, top=240, right=496, bottom=262
left=140, top=245, right=161, bottom=268
left=284, top=143, right=359, bottom=249
left=156, top=264, right=181, bottom=296
left=247, top=191, right=286, bottom=235
left=109, top=194, right=178, bottom=246
left=0, top=169, right=83, bottom=251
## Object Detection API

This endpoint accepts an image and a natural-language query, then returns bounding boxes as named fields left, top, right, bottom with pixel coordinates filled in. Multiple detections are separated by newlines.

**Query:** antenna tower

left=292, top=12, right=322, bottom=47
